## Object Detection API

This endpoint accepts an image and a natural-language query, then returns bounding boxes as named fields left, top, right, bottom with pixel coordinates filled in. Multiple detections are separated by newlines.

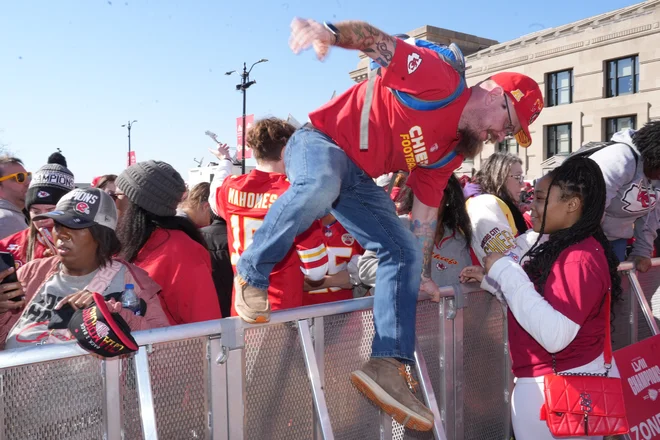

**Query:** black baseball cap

left=33, top=187, right=118, bottom=230
left=68, top=292, right=138, bottom=358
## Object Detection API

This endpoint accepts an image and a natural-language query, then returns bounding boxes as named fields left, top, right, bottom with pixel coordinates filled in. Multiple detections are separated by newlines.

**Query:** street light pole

left=228, top=58, right=267, bottom=174
left=240, top=63, right=249, bottom=175
left=121, top=120, right=137, bottom=167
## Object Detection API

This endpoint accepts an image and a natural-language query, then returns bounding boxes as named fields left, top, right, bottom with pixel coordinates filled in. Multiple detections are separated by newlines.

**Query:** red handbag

left=539, top=291, right=629, bottom=437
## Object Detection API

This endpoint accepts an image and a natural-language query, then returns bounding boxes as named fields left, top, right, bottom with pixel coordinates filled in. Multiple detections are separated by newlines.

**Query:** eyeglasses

left=509, top=174, right=525, bottom=183
left=109, top=192, right=126, bottom=201
left=0, top=172, right=32, bottom=183
left=503, top=95, right=515, bottom=139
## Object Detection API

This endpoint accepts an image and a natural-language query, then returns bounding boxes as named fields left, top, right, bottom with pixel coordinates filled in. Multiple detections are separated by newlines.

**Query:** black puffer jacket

left=200, top=217, right=234, bottom=318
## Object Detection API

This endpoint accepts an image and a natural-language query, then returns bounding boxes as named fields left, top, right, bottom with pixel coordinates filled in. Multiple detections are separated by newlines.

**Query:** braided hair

left=522, top=156, right=622, bottom=304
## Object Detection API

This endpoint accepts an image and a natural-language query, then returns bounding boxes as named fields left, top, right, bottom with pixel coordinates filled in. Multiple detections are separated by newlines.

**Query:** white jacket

left=207, top=159, right=234, bottom=217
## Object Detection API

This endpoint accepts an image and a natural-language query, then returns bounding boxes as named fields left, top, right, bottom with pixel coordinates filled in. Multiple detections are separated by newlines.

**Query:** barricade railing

left=0, top=260, right=658, bottom=440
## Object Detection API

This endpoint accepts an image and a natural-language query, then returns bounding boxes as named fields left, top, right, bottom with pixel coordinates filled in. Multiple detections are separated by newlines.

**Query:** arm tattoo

left=335, top=21, right=397, bottom=67
left=375, top=41, right=393, bottom=63
left=411, top=219, right=437, bottom=279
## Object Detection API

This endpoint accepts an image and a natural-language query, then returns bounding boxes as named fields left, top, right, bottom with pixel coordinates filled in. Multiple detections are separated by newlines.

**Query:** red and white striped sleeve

left=295, top=221, right=329, bottom=282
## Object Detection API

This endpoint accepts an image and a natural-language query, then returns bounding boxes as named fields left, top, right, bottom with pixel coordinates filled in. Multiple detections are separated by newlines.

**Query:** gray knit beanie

left=116, top=160, right=185, bottom=217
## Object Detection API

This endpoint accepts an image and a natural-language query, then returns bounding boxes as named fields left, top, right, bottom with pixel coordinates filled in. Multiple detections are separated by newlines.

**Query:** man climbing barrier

left=231, top=17, right=544, bottom=431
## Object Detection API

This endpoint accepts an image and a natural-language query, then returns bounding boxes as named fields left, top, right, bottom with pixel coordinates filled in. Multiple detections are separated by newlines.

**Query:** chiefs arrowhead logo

left=407, top=53, right=422, bottom=74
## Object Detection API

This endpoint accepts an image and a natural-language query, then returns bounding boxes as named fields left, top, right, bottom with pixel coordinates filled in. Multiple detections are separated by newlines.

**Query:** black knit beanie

left=26, top=164, right=75, bottom=209
left=116, top=160, right=185, bottom=217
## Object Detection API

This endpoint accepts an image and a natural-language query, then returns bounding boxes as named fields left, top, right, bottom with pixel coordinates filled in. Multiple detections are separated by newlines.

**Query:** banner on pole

left=128, top=151, right=136, bottom=167
left=236, top=115, right=255, bottom=160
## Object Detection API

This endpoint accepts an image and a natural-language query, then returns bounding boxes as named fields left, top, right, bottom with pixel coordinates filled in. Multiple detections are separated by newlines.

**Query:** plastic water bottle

left=120, top=284, right=141, bottom=316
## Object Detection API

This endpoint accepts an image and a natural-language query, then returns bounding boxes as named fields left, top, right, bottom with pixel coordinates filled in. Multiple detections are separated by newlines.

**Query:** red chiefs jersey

left=0, top=228, right=49, bottom=269
left=309, top=38, right=469, bottom=207
left=216, top=170, right=328, bottom=312
left=304, top=220, right=364, bottom=305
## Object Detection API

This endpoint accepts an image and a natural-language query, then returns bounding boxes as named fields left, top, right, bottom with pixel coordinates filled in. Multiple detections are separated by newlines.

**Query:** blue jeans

left=610, top=238, right=628, bottom=263
left=237, top=126, right=422, bottom=362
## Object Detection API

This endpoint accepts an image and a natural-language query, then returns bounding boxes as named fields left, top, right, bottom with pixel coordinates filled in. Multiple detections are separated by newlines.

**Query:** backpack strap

left=623, top=142, right=640, bottom=175
left=359, top=66, right=380, bottom=151
left=86, top=260, right=124, bottom=294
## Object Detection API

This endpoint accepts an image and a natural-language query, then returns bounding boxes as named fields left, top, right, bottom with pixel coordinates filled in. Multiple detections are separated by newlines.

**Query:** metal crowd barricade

left=0, top=261, right=658, bottom=440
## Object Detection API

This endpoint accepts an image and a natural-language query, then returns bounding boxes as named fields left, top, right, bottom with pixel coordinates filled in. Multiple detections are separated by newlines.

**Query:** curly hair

left=633, top=120, right=660, bottom=173
left=475, top=152, right=522, bottom=206
left=475, top=152, right=528, bottom=234
left=522, top=156, right=622, bottom=306
left=246, top=117, right=297, bottom=162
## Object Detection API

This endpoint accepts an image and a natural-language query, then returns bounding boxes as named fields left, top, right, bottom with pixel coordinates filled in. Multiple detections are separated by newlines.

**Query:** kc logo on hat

left=32, top=188, right=118, bottom=231
left=37, top=191, right=50, bottom=198
left=491, top=72, right=544, bottom=148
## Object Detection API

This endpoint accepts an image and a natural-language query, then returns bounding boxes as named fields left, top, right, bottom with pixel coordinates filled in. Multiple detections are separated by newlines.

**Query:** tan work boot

left=233, top=275, right=270, bottom=324
left=350, top=358, right=434, bottom=431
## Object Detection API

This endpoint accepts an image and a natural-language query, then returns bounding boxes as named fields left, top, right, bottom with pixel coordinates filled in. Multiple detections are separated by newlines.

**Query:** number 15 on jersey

left=230, top=215, right=264, bottom=265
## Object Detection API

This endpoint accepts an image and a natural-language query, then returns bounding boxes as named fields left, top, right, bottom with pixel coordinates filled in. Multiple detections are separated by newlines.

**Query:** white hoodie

left=588, top=129, right=660, bottom=258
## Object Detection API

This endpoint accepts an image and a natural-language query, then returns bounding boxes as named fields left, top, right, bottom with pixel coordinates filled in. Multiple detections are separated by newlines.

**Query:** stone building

left=349, top=0, right=660, bottom=179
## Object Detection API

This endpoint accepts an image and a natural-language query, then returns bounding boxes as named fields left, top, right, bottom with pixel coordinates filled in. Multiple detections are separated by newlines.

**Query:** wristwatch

left=323, top=21, right=341, bottom=45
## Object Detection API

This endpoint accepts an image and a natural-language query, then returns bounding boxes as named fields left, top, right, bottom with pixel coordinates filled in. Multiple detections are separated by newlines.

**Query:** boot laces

left=398, top=364, right=419, bottom=393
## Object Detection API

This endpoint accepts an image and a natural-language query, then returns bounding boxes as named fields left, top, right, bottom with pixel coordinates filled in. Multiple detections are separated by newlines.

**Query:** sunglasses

left=0, top=172, right=32, bottom=183
left=503, top=96, right=515, bottom=139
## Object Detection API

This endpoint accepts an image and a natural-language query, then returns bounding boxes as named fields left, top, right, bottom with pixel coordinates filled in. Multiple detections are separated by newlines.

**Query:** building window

left=498, top=138, right=519, bottom=154
left=607, top=55, right=640, bottom=97
left=605, top=115, right=636, bottom=140
left=547, top=70, right=573, bottom=106
left=547, top=124, right=572, bottom=158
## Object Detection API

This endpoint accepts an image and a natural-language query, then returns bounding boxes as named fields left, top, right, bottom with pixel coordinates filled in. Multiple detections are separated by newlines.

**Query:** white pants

left=511, top=354, right=620, bottom=440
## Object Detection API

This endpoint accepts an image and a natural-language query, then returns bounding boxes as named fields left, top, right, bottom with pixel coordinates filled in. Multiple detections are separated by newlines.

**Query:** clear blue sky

left=0, top=0, right=640, bottom=183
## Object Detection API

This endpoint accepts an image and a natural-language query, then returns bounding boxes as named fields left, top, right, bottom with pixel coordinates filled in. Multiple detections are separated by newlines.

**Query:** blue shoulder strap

left=359, top=37, right=466, bottom=173
left=419, top=150, right=459, bottom=169
left=368, top=39, right=467, bottom=111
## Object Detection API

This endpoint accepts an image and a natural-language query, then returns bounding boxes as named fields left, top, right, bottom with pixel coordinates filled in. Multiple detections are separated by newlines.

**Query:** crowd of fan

left=0, top=116, right=658, bottom=351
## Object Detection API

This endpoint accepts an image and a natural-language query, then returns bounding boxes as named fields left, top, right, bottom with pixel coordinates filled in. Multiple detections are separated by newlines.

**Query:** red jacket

left=133, top=228, right=221, bottom=325
left=0, top=256, right=169, bottom=350
left=0, top=228, right=48, bottom=268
